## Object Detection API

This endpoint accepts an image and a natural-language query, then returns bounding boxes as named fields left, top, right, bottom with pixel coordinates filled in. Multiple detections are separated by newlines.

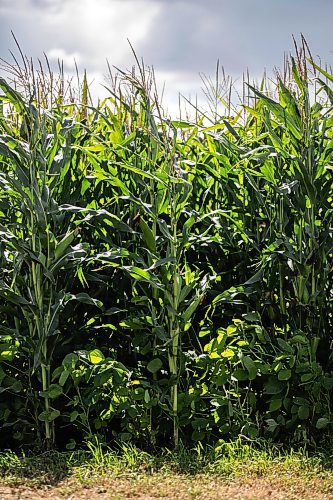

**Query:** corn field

left=0, top=43, right=333, bottom=451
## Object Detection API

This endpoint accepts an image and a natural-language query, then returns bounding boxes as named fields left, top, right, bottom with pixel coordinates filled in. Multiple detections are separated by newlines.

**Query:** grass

left=0, top=441, right=333, bottom=498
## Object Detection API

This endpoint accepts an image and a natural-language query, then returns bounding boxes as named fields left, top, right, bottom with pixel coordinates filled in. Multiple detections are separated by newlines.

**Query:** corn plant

left=0, top=78, right=107, bottom=446
left=0, top=40, right=333, bottom=450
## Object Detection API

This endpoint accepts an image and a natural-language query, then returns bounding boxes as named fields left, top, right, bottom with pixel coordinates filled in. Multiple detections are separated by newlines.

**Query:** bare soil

left=0, top=472, right=332, bottom=499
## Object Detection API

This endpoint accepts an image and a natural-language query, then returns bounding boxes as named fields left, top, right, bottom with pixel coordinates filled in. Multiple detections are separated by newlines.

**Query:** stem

left=169, top=203, right=180, bottom=449
left=149, top=183, right=158, bottom=447
left=278, top=196, right=287, bottom=337
left=41, top=363, right=51, bottom=443
left=30, top=159, right=54, bottom=447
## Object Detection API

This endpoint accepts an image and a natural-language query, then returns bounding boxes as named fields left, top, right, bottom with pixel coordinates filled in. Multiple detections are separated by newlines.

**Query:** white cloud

left=1, top=0, right=161, bottom=70
left=36, top=0, right=161, bottom=70
left=47, top=48, right=81, bottom=70
left=0, top=0, right=332, bottom=117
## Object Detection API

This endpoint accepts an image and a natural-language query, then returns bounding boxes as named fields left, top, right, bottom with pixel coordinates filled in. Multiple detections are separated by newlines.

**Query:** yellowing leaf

left=221, top=348, right=235, bottom=359
left=89, top=349, right=105, bottom=364
left=209, top=352, right=220, bottom=359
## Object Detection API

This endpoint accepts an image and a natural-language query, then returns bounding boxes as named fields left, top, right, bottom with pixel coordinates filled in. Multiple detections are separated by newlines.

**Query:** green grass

left=0, top=440, right=332, bottom=487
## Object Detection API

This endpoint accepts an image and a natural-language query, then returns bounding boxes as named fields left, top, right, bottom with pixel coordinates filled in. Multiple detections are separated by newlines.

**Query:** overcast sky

left=0, top=0, right=332, bottom=115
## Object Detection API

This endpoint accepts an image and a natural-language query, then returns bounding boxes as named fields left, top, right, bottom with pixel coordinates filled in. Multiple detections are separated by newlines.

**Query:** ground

left=0, top=443, right=332, bottom=499
left=1, top=472, right=333, bottom=499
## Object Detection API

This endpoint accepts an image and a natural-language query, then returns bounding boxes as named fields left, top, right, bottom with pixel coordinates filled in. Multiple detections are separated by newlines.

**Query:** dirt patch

left=1, top=472, right=332, bottom=499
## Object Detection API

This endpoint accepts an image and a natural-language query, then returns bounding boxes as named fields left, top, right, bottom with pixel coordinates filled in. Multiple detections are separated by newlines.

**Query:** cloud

left=138, top=0, right=333, bottom=76
left=47, top=48, right=81, bottom=70
left=0, top=0, right=332, bottom=115
left=1, top=0, right=161, bottom=72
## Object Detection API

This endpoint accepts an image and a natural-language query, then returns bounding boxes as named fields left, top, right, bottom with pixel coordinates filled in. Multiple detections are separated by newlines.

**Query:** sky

left=0, top=0, right=332, bottom=116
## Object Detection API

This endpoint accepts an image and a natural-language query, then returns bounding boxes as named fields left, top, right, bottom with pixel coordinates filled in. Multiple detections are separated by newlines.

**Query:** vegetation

left=0, top=39, right=333, bottom=453
left=0, top=441, right=333, bottom=499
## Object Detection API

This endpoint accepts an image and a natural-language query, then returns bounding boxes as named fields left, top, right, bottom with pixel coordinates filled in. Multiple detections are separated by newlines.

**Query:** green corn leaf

left=308, top=59, right=333, bottom=84
left=139, top=218, right=156, bottom=253
left=244, top=268, right=264, bottom=285
left=123, top=266, right=163, bottom=289
left=64, top=293, right=103, bottom=309
left=0, top=77, right=27, bottom=114
left=248, top=84, right=302, bottom=140
left=181, top=293, right=202, bottom=323
left=54, top=229, right=79, bottom=261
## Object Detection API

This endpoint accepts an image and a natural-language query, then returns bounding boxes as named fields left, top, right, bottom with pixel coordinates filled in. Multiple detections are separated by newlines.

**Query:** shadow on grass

left=0, top=439, right=333, bottom=488
left=0, top=450, right=89, bottom=486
